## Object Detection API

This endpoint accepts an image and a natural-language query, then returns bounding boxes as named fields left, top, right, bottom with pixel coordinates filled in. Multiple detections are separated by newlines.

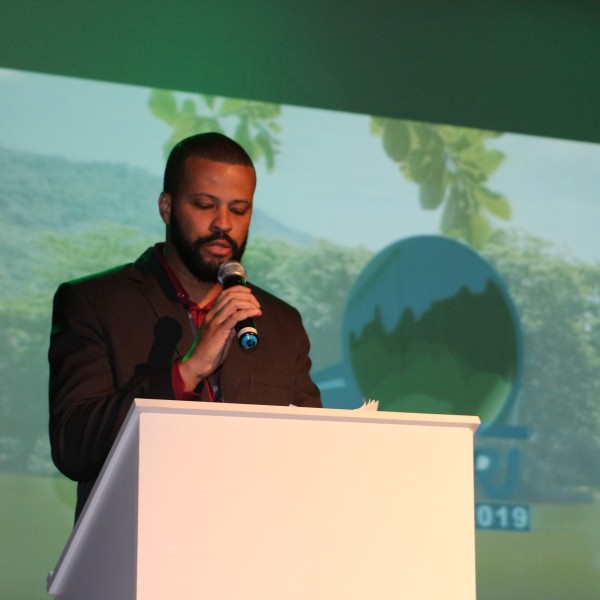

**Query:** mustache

left=191, top=232, right=239, bottom=253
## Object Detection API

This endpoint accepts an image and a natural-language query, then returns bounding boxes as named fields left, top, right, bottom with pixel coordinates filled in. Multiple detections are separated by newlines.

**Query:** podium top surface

left=131, top=398, right=480, bottom=432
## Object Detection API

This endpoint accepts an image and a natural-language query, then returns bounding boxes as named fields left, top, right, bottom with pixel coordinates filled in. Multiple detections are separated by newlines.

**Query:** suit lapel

left=131, top=248, right=195, bottom=360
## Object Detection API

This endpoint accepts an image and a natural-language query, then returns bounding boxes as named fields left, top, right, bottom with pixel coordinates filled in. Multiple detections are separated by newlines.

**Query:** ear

left=158, top=193, right=172, bottom=225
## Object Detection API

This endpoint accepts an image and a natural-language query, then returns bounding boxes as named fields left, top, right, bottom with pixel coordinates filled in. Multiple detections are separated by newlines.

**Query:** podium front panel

left=134, top=402, right=477, bottom=599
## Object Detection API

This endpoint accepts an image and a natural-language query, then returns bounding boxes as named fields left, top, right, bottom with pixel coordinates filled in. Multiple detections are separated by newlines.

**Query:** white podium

left=48, top=399, right=479, bottom=599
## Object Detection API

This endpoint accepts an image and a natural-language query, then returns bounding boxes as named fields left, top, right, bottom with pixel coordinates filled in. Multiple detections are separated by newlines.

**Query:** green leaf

left=193, top=117, right=223, bottom=135
left=467, top=212, right=492, bottom=249
left=440, top=189, right=467, bottom=235
left=148, top=90, right=282, bottom=171
left=234, top=119, right=252, bottom=158
left=148, top=89, right=178, bottom=124
left=181, top=98, right=197, bottom=116
left=419, top=181, right=445, bottom=210
left=382, top=120, right=411, bottom=161
left=455, top=146, right=503, bottom=179
left=370, top=117, right=385, bottom=137
left=408, top=150, right=445, bottom=185
left=445, top=129, right=481, bottom=153
left=473, top=186, right=511, bottom=220
left=171, top=111, right=198, bottom=141
left=478, top=129, right=502, bottom=140
left=456, top=140, right=484, bottom=163
left=256, top=131, right=276, bottom=171
left=203, top=95, right=216, bottom=110
left=409, top=122, right=442, bottom=154
left=247, top=102, right=280, bottom=120
left=219, top=98, right=248, bottom=116
left=478, top=149, right=505, bottom=176
left=402, top=150, right=425, bottom=181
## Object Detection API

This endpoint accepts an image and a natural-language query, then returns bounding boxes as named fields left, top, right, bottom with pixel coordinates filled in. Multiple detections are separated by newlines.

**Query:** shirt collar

left=154, top=243, right=217, bottom=313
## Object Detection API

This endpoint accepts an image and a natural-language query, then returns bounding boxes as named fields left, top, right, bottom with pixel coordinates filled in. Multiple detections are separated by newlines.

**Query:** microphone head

left=217, top=261, right=247, bottom=285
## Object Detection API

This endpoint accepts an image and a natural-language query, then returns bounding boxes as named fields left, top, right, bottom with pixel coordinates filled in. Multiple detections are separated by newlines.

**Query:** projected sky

left=1, top=67, right=599, bottom=260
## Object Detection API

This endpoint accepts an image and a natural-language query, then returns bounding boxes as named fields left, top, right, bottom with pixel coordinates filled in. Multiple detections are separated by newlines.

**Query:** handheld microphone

left=217, top=261, right=259, bottom=350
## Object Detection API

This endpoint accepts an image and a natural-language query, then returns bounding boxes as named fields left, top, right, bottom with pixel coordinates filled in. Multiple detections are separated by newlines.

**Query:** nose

left=211, top=206, right=232, bottom=233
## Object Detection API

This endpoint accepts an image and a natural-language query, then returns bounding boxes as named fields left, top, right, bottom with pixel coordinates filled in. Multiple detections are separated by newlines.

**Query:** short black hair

left=163, top=132, right=254, bottom=196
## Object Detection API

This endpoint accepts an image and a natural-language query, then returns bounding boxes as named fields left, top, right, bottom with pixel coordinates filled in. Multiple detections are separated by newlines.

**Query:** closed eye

left=231, top=206, right=250, bottom=216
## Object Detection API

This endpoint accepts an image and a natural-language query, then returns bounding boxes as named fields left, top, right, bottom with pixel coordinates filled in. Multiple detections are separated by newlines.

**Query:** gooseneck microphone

left=217, top=261, right=259, bottom=350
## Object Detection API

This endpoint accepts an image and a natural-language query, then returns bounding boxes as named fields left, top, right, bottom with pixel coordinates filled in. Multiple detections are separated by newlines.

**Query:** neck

left=162, top=242, right=222, bottom=306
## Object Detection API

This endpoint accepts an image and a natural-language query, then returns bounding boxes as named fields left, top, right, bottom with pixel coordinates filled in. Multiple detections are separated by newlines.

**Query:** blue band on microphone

left=239, top=331, right=259, bottom=349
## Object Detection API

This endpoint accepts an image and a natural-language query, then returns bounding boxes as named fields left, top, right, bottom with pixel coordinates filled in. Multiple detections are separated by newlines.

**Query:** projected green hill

left=350, top=282, right=516, bottom=421
left=344, top=236, right=520, bottom=423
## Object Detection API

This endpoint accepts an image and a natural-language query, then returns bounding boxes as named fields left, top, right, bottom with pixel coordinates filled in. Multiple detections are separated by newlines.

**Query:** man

left=49, top=132, right=321, bottom=521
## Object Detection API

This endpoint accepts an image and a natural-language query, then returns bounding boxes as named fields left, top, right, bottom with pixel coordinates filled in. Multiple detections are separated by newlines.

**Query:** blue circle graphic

left=342, top=236, right=522, bottom=424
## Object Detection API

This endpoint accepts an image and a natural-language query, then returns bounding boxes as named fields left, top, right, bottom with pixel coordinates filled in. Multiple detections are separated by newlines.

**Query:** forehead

left=180, top=156, right=256, bottom=196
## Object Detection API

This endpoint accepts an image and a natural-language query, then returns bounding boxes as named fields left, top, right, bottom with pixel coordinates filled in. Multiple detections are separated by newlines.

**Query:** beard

left=169, top=209, right=247, bottom=283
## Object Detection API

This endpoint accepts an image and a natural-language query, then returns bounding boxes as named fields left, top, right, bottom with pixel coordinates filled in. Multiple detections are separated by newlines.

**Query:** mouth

left=202, top=240, right=232, bottom=258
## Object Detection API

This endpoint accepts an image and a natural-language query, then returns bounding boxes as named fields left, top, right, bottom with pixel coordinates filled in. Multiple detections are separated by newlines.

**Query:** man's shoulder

left=57, top=247, right=156, bottom=294
left=249, top=283, right=301, bottom=318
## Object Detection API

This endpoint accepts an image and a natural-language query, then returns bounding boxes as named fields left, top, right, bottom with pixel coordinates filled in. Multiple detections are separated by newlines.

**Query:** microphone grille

left=217, top=261, right=247, bottom=284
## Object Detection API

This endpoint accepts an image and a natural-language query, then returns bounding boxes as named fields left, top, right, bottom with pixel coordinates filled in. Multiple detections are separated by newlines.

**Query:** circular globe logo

left=342, top=236, right=522, bottom=424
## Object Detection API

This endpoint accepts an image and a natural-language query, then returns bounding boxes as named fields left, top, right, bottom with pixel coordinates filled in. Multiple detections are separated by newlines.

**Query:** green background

left=0, top=1, right=599, bottom=144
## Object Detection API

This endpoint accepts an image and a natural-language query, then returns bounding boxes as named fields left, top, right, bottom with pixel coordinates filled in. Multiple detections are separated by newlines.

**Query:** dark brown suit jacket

left=48, top=247, right=321, bottom=518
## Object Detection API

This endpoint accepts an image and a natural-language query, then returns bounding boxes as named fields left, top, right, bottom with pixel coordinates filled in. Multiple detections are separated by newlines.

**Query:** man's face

left=160, top=157, right=255, bottom=282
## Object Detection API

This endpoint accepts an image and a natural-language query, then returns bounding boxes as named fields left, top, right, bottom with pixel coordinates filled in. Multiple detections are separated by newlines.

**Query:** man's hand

left=178, top=285, right=261, bottom=391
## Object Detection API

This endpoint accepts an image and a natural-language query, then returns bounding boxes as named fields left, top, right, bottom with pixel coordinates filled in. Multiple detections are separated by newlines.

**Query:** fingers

left=180, top=287, right=261, bottom=386
left=207, top=286, right=262, bottom=330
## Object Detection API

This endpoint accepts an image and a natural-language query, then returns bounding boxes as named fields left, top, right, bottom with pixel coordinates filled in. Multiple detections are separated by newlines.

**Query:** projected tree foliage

left=370, top=118, right=510, bottom=248
left=148, top=89, right=282, bottom=169
left=481, top=230, right=600, bottom=501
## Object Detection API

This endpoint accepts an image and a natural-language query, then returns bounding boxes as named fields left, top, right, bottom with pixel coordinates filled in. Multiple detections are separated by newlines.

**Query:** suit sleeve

left=48, top=282, right=176, bottom=483
left=292, top=314, right=322, bottom=408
